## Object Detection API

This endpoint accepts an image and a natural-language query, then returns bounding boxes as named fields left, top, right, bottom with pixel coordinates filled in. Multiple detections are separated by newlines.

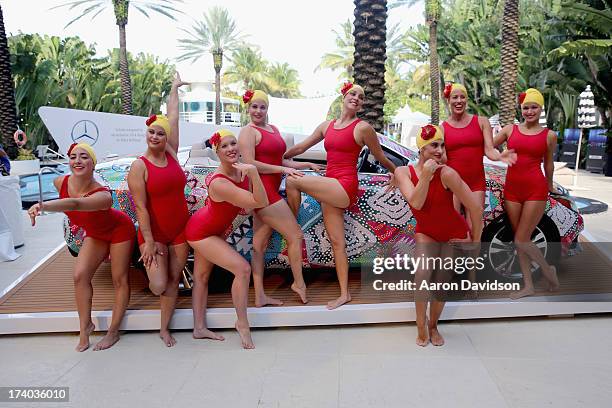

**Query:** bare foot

left=546, top=266, right=560, bottom=292
left=429, top=326, right=445, bottom=346
left=75, top=321, right=95, bottom=352
left=160, top=329, right=177, bottom=347
left=510, top=286, right=535, bottom=300
left=93, top=330, right=120, bottom=351
left=254, top=294, right=284, bottom=308
left=291, top=282, right=308, bottom=304
left=326, top=294, right=351, bottom=310
left=235, top=321, right=255, bottom=349
left=193, top=328, right=225, bottom=341
left=416, top=320, right=429, bottom=347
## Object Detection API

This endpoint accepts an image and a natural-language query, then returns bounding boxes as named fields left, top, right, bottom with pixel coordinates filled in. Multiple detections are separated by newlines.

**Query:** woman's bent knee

left=236, top=264, right=251, bottom=281
left=73, top=269, right=91, bottom=286
left=149, top=279, right=167, bottom=296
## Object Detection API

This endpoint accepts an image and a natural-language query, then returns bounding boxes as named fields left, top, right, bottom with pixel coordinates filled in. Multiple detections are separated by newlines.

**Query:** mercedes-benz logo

left=71, top=120, right=99, bottom=145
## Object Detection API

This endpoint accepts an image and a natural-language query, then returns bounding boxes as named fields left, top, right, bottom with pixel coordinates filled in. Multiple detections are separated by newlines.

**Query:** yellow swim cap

left=417, top=124, right=444, bottom=150
left=209, top=129, right=235, bottom=150
left=243, top=89, right=269, bottom=106
left=145, top=114, right=171, bottom=136
left=443, top=82, right=467, bottom=99
left=519, top=88, right=544, bottom=107
left=67, top=142, right=97, bottom=165
left=340, top=82, right=365, bottom=98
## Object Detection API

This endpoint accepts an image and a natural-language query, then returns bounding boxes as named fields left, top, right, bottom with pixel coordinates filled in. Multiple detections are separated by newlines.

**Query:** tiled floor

left=1, top=316, right=611, bottom=408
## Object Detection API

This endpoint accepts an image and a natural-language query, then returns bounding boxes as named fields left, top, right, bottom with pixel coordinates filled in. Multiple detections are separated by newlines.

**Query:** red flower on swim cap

left=443, top=83, right=453, bottom=99
left=242, top=90, right=254, bottom=104
left=209, top=132, right=221, bottom=148
left=518, top=92, right=527, bottom=104
left=421, top=124, right=437, bottom=140
left=340, top=82, right=354, bottom=96
left=145, top=114, right=157, bottom=127
left=67, top=142, right=78, bottom=155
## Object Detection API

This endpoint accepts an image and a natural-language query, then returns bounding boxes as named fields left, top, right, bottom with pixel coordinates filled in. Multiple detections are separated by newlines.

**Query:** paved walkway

left=1, top=316, right=611, bottom=408
left=1, top=170, right=611, bottom=407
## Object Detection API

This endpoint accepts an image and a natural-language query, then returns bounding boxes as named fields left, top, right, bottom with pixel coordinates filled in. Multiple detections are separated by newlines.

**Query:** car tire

left=481, top=214, right=561, bottom=283
left=68, top=247, right=79, bottom=257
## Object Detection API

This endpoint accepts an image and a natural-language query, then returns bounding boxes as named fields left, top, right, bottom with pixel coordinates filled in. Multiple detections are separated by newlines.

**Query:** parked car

left=64, top=134, right=584, bottom=284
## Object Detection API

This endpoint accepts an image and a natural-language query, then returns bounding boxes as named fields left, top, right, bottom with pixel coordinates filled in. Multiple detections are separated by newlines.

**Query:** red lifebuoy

left=13, top=130, right=27, bottom=146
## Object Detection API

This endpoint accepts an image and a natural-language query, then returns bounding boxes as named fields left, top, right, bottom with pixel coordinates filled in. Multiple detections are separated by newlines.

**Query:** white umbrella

left=574, top=85, right=597, bottom=188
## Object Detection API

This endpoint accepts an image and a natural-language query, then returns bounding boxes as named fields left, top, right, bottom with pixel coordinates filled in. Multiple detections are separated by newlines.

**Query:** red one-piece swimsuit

left=442, top=115, right=486, bottom=192
left=324, top=118, right=362, bottom=207
left=60, top=175, right=135, bottom=243
left=407, top=165, right=470, bottom=242
left=252, top=124, right=286, bottom=208
left=136, top=152, right=189, bottom=246
left=185, top=173, right=250, bottom=241
left=504, top=125, right=549, bottom=203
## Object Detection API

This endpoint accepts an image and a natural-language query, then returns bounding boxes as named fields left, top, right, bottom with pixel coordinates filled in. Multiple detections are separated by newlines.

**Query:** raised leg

left=285, top=175, right=351, bottom=214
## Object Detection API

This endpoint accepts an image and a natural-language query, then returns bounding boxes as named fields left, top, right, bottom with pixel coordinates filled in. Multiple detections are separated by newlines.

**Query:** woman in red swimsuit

left=442, top=83, right=516, bottom=225
left=185, top=130, right=268, bottom=349
left=396, top=125, right=483, bottom=347
left=28, top=143, right=135, bottom=352
left=494, top=88, right=560, bottom=299
left=238, top=89, right=320, bottom=307
left=284, top=82, right=397, bottom=310
left=127, top=72, right=189, bottom=347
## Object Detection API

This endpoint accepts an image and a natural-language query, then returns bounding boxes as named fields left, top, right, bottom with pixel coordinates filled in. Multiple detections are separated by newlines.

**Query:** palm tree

left=267, top=62, right=302, bottom=98
left=178, top=6, right=245, bottom=124
left=223, top=46, right=269, bottom=91
left=352, top=0, right=388, bottom=132
left=499, top=0, right=520, bottom=127
left=390, top=0, right=442, bottom=123
left=316, top=19, right=355, bottom=81
left=0, top=4, right=18, bottom=158
left=54, top=0, right=183, bottom=115
left=425, top=0, right=441, bottom=124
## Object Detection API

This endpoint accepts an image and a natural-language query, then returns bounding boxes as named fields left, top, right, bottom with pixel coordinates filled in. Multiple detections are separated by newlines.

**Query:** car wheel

left=481, top=215, right=561, bottom=282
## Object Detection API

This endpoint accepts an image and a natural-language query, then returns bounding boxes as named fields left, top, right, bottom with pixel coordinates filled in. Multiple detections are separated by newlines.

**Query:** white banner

left=38, top=107, right=240, bottom=159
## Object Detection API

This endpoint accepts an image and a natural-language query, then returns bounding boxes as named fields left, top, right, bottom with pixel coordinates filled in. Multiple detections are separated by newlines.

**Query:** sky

left=3, top=0, right=425, bottom=97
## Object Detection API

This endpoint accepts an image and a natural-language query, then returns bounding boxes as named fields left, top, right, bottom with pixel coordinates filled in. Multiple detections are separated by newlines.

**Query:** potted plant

left=10, top=146, right=40, bottom=175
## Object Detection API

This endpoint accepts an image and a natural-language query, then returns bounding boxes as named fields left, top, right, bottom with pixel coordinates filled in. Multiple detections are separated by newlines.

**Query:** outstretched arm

left=544, top=131, right=557, bottom=193
left=239, top=126, right=288, bottom=174
left=282, top=159, right=321, bottom=172
left=166, top=72, right=190, bottom=155
left=482, top=116, right=516, bottom=165
left=28, top=176, right=112, bottom=226
left=359, top=123, right=396, bottom=173
left=493, top=124, right=513, bottom=148
left=284, top=121, right=328, bottom=159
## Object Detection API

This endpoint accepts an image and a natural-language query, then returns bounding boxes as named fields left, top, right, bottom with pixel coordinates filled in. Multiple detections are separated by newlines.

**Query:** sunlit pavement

left=0, top=316, right=611, bottom=408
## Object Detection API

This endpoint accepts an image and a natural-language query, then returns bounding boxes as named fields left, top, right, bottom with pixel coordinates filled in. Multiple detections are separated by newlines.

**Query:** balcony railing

left=179, top=111, right=241, bottom=125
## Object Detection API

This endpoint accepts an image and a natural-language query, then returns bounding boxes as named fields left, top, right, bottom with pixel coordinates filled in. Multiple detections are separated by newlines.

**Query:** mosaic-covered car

left=64, top=135, right=584, bottom=281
